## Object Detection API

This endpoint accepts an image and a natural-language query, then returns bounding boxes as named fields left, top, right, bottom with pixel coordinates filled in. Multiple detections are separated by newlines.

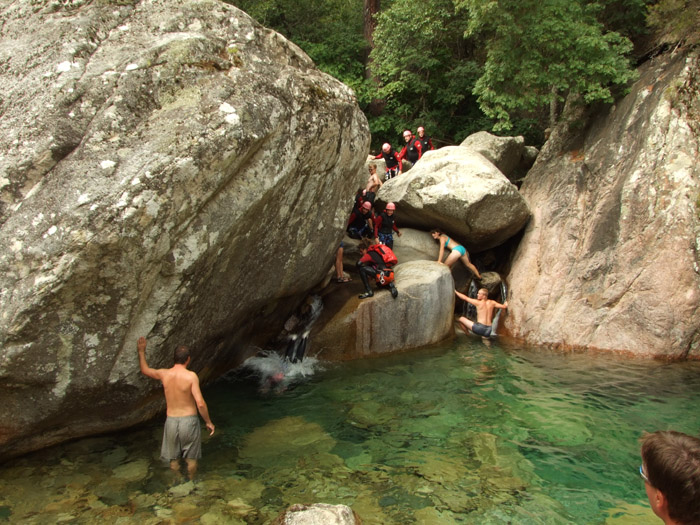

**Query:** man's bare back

left=455, top=288, right=508, bottom=337
left=137, top=337, right=214, bottom=480
left=137, top=337, right=214, bottom=432
left=160, top=366, right=199, bottom=417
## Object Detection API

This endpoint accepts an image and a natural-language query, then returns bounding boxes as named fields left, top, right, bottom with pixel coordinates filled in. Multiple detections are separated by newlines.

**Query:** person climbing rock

left=454, top=288, right=507, bottom=337
left=431, top=229, right=482, bottom=279
left=356, top=240, right=398, bottom=300
left=374, top=202, right=401, bottom=249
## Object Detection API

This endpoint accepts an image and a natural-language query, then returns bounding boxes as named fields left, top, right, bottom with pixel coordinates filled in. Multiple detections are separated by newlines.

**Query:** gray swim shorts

left=471, top=322, right=493, bottom=337
left=161, top=415, right=202, bottom=461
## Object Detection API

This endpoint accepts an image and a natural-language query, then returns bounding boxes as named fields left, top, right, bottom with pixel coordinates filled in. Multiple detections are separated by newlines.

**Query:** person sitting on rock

left=454, top=288, right=507, bottom=337
left=372, top=143, right=402, bottom=180
left=374, top=202, right=401, bottom=249
left=347, top=201, right=375, bottom=240
left=356, top=240, right=398, bottom=300
left=431, top=229, right=482, bottom=279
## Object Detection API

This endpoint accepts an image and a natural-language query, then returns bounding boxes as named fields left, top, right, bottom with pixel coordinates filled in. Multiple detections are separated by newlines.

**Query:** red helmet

left=417, top=126, right=425, bottom=133
left=362, top=201, right=372, bottom=210
left=382, top=143, right=391, bottom=153
left=386, top=202, right=396, bottom=211
left=403, top=130, right=412, bottom=138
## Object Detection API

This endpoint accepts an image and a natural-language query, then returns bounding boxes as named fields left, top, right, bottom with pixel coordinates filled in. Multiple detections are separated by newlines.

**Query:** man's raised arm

left=455, top=289, right=479, bottom=306
left=137, top=337, right=163, bottom=380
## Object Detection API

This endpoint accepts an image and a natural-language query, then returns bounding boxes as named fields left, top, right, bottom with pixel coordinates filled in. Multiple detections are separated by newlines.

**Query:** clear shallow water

left=1, top=338, right=699, bottom=524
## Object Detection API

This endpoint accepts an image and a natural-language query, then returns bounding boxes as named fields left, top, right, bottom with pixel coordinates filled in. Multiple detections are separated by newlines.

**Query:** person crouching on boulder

left=454, top=288, right=507, bottom=337
left=374, top=202, right=401, bottom=249
left=356, top=240, right=399, bottom=300
left=347, top=201, right=375, bottom=240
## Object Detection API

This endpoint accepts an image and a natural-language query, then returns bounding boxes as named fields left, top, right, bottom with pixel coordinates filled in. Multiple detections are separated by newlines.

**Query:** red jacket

left=397, top=136, right=422, bottom=163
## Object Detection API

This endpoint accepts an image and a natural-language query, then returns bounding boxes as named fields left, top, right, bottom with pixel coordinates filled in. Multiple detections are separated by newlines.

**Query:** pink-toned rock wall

left=505, top=52, right=700, bottom=358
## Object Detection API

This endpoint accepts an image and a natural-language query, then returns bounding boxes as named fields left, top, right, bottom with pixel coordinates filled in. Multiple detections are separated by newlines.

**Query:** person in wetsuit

left=356, top=240, right=398, bottom=300
left=416, top=126, right=435, bottom=153
left=397, top=129, right=422, bottom=170
left=373, top=143, right=402, bottom=180
left=374, top=202, right=401, bottom=249
left=347, top=201, right=375, bottom=239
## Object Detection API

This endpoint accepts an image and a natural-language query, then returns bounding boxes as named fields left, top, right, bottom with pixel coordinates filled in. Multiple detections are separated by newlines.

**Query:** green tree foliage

left=369, top=0, right=491, bottom=147
left=456, top=0, right=637, bottom=131
left=586, top=0, right=652, bottom=43
left=229, top=0, right=368, bottom=88
left=647, top=0, right=700, bottom=47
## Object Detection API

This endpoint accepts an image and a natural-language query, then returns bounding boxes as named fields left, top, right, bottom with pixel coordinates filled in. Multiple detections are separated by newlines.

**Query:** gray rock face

left=0, top=0, right=369, bottom=459
left=505, top=52, right=700, bottom=358
left=460, top=131, right=526, bottom=179
left=376, top=146, right=530, bottom=252
left=312, top=261, right=455, bottom=359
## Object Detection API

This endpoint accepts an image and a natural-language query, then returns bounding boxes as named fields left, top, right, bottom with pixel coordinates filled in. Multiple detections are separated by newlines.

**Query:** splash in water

left=283, top=295, right=323, bottom=363
left=241, top=350, right=323, bottom=394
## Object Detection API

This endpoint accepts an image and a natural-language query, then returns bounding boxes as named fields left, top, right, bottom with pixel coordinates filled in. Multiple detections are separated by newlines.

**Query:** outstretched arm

left=491, top=300, right=508, bottom=310
left=191, top=375, right=215, bottom=436
left=137, top=337, right=163, bottom=380
left=455, top=289, right=479, bottom=306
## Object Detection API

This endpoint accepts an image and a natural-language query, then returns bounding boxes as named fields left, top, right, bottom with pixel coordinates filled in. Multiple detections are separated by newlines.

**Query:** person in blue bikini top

left=431, top=229, right=482, bottom=279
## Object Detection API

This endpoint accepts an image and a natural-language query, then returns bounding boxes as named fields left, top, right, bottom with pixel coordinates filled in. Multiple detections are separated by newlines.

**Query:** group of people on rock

left=371, top=126, right=435, bottom=180
left=344, top=162, right=403, bottom=299
left=344, top=166, right=508, bottom=339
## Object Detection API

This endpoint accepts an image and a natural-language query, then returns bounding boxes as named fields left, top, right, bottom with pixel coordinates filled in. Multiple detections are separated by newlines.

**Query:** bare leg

left=444, top=250, right=460, bottom=268
left=457, top=316, right=474, bottom=334
left=185, top=459, right=197, bottom=480
left=169, top=459, right=183, bottom=484
left=460, top=253, right=482, bottom=279
left=335, top=246, right=344, bottom=279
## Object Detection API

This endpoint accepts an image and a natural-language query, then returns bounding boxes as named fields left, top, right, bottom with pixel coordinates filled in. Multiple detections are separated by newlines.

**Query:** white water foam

left=241, top=350, right=323, bottom=393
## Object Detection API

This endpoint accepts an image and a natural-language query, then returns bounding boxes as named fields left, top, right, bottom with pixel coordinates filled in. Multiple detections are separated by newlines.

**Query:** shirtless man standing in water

left=137, top=337, right=215, bottom=480
left=455, top=288, right=508, bottom=338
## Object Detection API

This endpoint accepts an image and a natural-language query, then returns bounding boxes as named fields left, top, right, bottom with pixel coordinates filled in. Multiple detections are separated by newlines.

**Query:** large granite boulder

left=312, top=261, right=455, bottom=359
left=0, top=0, right=369, bottom=459
left=376, top=146, right=530, bottom=252
left=505, top=52, right=700, bottom=358
left=460, top=131, right=529, bottom=180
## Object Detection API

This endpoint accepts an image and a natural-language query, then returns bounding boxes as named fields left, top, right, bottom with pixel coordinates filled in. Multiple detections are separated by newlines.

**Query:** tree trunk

left=364, top=0, right=385, bottom=116
left=549, top=85, right=559, bottom=129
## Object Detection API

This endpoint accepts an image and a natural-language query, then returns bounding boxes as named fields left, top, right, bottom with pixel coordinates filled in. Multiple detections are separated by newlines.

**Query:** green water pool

left=1, top=337, right=698, bottom=523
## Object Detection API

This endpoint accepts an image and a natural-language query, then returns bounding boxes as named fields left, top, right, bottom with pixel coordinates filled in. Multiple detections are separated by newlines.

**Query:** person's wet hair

left=174, top=345, right=190, bottom=364
left=641, top=430, right=700, bottom=524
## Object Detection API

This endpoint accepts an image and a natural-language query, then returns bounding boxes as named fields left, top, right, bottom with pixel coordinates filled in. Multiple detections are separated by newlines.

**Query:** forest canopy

left=229, top=0, right=697, bottom=149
